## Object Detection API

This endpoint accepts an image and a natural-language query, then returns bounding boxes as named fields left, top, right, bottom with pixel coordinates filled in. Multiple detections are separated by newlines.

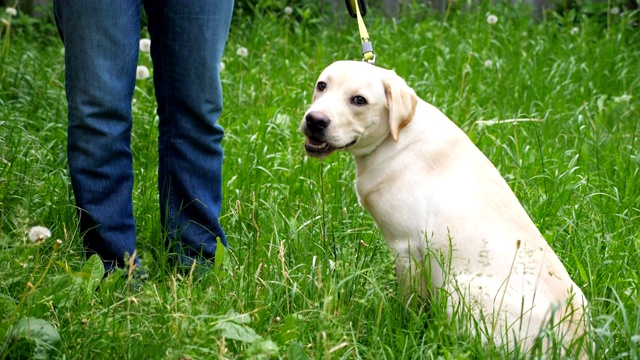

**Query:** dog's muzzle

left=303, top=111, right=334, bottom=157
left=304, top=111, right=330, bottom=135
left=302, top=111, right=357, bottom=157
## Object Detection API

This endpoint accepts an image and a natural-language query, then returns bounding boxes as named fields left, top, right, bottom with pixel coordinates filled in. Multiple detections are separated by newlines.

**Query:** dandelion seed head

left=570, top=27, right=579, bottom=35
left=28, top=226, right=51, bottom=242
left=284, top=6, right=293, bottom=15
left=139, top=38, right=151, bottom=53
left=5, top=7, right=17, bottom=16
left=236, top=47, right=249, bottom=58
left=486, top=14, right=498, bottom=25
left=328, top=259, right=336, bottom=270
left=136, top=65, right=150, bottom=80
left=219, top=61, right=225, bottom=71
left=484, top=59, right=493, bottom=68
left=610, top=6, right=620, bottom=15
left=612, top=94, right=632, bottom=103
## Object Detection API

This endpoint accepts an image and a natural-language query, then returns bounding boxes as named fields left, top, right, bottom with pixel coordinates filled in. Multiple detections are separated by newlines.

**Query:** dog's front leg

left=394, top=257, right=427, bottom=304
left=390, top=239, right=432, bottom=306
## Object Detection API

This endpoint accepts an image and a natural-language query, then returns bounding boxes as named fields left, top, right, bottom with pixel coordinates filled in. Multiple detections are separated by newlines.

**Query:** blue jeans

left=54, top=0, right=233, bottom=272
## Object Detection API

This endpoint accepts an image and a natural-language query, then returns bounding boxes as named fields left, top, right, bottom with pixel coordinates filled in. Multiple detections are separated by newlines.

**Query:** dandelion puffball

left=5, top=7, right=17, bottom=16
left=139, top=38, right=151, bottom=53
left=236, top=47, right=249, bottom=58
left=136, top=65, right=150, bottom=80
left=486, top=14, right=498, bottom=25
left=570, top=27, right=579, bottom=35
left=28, top=226, right=51, bottom=242
left=284, top=6, right=293, bottom=15
left=484, top=59, right=493, bottom=68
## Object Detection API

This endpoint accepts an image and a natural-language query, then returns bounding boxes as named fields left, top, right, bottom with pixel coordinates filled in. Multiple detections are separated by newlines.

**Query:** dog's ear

left=383, top=72, right=418, bottom=142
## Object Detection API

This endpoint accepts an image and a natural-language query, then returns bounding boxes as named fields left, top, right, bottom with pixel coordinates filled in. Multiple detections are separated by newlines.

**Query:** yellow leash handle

left=346, top=0, right=375, bottom=64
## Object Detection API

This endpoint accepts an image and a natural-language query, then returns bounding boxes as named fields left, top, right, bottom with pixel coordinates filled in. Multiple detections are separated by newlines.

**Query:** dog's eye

left=316, top=81, right=326, bottom=92
left=351, top=95, right=367, bottom=106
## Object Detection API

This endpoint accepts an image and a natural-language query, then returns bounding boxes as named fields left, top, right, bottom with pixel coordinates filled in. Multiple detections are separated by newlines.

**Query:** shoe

left=101, top=256, right=148, bottom=291
left=168, top=253, right=213, bottom=281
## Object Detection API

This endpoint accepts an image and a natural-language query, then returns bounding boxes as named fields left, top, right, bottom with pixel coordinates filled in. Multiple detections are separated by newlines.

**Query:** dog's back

left=357, top=97, right=588, bottom=354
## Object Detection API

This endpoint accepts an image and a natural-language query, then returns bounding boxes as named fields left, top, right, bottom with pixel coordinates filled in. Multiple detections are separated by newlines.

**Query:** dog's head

left=301, top=60, right=418, bottom=158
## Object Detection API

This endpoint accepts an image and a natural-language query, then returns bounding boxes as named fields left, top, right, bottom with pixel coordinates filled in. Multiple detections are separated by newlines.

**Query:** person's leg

left=144, top=0, right=234, bottom=265
left=54, top=1, right=143, bottom=272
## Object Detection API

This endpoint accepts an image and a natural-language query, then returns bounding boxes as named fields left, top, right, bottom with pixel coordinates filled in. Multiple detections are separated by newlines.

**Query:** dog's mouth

left=304, top=135, right=356, bottom=157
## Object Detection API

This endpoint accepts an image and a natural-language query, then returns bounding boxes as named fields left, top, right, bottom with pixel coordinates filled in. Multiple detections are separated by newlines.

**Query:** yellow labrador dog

left=301, top=60, right=588, bottom=355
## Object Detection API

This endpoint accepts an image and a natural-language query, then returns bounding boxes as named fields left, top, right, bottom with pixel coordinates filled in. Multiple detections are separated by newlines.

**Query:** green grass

left=1, top=2, right=639, bottom=359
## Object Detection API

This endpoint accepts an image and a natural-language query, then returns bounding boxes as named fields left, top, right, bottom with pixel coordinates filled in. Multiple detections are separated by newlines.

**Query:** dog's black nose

left=305, top=111, right=330, bottom=133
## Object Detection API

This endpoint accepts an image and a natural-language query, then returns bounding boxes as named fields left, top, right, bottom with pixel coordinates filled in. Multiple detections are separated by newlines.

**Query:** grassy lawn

left=1, top=2, right=639, bottom=359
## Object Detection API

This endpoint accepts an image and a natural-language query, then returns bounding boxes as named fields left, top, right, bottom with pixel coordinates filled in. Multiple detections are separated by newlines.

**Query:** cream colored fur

left=301, top=60, right=589, bottom=356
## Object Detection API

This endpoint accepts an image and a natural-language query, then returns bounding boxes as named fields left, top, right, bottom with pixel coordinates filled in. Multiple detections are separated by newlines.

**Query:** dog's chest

left=355, top=169, right=434, bottom=240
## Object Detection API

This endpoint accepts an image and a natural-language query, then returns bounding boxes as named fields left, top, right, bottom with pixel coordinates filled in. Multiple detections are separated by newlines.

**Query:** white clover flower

left=610, top=6, right=620, bottom=15
left=486, top=14, right=498, bottom=25
left=236, top=47, right=249, bottom=58
left=570, top=27, right=579, bottom=35
left=28, top=226, right=51, bottom=242
left=136, top=65, right=150, bottom=80
left=219, top=61, right=225, bottom=71
left=139, top=38, right=151, bottom=53
left=484, top=59, right=493, bottom=68
left=284, top=6, right=293, bottom=15
left=5, top=7, right=17, bottom=16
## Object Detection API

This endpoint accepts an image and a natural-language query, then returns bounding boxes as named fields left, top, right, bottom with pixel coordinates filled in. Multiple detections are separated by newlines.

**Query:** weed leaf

left=244, top=338, right=279, bottom=359
left=0, top=293, right=17, bottom=317
left=79, top=254, right=105, bottom=293
left=278, top=315, right=299, bottom=343
left=213, top=318, right=261, bottom=343
left=98, top=268, right=125, bottom=294
left=7, top=317, right=60, bottom=359
left=214, top=237, right=225, bottom=277
left=287, top=342, right=311, bottom=360
left=28, top=275, right=83, bottom=317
